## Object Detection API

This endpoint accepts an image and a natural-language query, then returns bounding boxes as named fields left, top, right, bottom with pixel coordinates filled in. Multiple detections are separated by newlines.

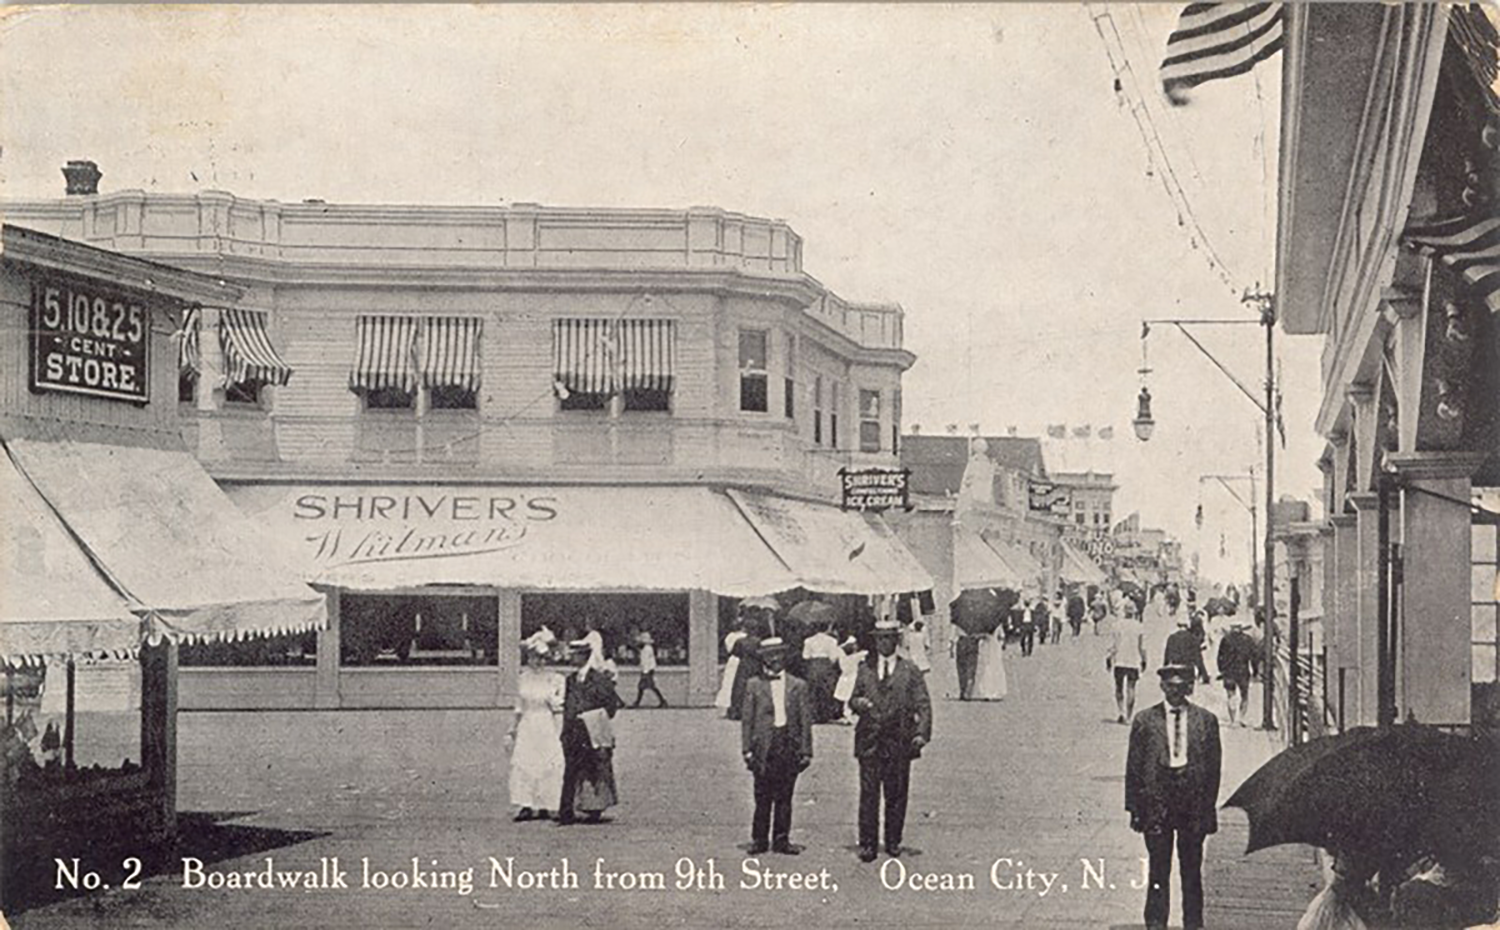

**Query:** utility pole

left=1250, top=291, right=1278, bottom=732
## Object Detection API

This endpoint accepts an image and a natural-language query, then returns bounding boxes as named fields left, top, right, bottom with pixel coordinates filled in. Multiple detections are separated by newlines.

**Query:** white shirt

left=1166, top=704, right=1189, bottom=768
left=639, top=644, right=656, bottom=674
left=770, top=675, right=787, bottom=727
left=802, top=632, right=842, bottom=662
left=878, top=655, right=896, bottom=681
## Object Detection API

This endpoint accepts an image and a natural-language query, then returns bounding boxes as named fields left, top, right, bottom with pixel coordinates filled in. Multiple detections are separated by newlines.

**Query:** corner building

left=3, top=186, right=930, bottom=710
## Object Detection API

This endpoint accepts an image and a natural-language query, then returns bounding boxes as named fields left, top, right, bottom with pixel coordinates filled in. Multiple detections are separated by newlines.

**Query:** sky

left=0, top=3, right=1328, bottom=586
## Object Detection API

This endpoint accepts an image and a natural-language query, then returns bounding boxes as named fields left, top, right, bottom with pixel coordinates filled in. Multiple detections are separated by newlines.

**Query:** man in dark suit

left=1217, top=621, right=1257, bottom=727
left=1164, top=615, right=1210, bottom=685
left=740, top=638, right=813, bottom=855
left=1126, top=664, right=1222, bottom=930
left=849, top=618, right=932, bottom=862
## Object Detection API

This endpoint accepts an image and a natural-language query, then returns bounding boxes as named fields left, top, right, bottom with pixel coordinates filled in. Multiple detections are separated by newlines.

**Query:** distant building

left=2, top=176, right=932, bottom=710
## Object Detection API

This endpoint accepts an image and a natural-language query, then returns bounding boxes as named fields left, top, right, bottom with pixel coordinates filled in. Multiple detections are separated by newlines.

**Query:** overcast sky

left=0, top=4, right=1327, bottom=585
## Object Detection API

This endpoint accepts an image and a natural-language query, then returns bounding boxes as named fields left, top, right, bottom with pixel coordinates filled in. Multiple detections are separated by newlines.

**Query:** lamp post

left=1135, top=295, right=1280, bottom=731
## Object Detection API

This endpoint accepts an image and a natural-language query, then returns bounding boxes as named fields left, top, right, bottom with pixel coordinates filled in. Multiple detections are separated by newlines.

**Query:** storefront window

left=340, top=593, right=498, bottom=666
left=523, top=593, right=688, bottom=666
left=180, top=630, right=317, bottom=667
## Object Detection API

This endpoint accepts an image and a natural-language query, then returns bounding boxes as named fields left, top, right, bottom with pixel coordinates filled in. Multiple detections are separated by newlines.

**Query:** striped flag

left=1160, top=3, right=1285, bottom=105
left=1403, top=216, right=1500, bottom=314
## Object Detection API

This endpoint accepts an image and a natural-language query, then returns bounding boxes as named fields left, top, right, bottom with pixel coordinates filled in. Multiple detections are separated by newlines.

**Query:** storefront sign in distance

left=839, top=468, right=910, bottom=511
left=30, top=272, right=151, bottom=403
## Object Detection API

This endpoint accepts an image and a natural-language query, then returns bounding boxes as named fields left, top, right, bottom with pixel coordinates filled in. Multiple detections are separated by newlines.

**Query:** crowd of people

left=503, top=596, right=935, bottom=864
left=500, top=581, right=1494, bottom=930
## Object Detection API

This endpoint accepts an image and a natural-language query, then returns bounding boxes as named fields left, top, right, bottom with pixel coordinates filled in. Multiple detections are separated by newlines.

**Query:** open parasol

left=950, top=587, right=1008, bottom=635
left=1224, top=725, right=1496, bottom=861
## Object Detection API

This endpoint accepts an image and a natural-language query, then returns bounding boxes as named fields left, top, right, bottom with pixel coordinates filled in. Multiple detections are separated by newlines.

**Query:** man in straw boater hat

left=740, top=637, right=813, bottom=855
left=847, top=617, right=932, bottom=862
left=1125, top=663, right=1222, bottom=930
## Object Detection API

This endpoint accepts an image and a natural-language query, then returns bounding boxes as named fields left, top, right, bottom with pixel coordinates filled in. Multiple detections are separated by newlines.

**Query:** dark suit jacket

left=561, top=668, right=624, bottom=752
left=740, top=674, right=813, bottom=772
left=1125, top=701, right=1221, bottom=835
left=1164, top=628, right=1209, bottom=680
left=851, top=655, right=932, bottom=761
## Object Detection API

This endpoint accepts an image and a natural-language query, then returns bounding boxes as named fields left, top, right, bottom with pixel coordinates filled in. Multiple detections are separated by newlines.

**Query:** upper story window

left=554, top=318, right=676, bottom=415
left=859, top=388, right=881, bottom=452
left=349, top=314, right=483, bottom=412
left=175, top=307, right=295, bottom=409
left=813, top=375, right=824, bottom=445
left=891, top=387, right=902, bottom=455
left=830, top=381, right=841, bottom=449
left=739, top=329, right=768, bottom=413
left=784, top=334, right=797, bottom=420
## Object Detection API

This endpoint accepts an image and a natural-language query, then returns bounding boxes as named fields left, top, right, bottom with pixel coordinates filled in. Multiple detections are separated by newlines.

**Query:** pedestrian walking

left=1165, top=613, right=1211, bottom=686
left=508, top=630, right=566, bottom=822
left=848, top=618, right=932, bottom=862
left=801, top=622, right=844, bottom=723
left=1216, top=621, right=1256, bottom=726
left=970, top=622, right=1008, bottom=701
left=715, top=622, right=747, bottom=716
left=833, top=636, right=865, bottom=724
left=631, top=632, right=667, bottom=708
left=1090, top=595, right=1108, bottom=636
left=1015, top=597, right=1036, bottom=657
left=954, top=629, right=981, bottom=699
left=1106, top=604, right=1147, bottom=724
left=1125, top=664, right=1222, bottom=930
left=1067, top=589, right=1086, bottom=638
left=727, top=609, right=769, bottom=722
left=1048, top=592, right=1064, bottom=645
left=902, top=618, right=932, bottom=675
left=740, top=638, right=813, bottom=855
left=557, top=638, right=625, bottom=826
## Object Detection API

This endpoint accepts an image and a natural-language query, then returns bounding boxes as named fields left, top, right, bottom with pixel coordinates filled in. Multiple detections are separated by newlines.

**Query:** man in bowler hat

left=740, top=637, right=813, bottom=855
left=1126, top=663, right=1222, bottom=930
left=849, top=618, right=932, bottom=862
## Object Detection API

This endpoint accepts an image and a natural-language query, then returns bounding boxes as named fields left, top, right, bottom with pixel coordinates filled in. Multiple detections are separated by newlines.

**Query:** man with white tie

left=1125, top=664, right=1222, bottom=930
left=740, top=638, right=812, bottom=855
left=848, top=618, right=933, bottom=863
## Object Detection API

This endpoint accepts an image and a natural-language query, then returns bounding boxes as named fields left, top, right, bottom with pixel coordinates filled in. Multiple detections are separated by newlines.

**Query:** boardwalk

left=12, top=604, right=1321, bottom=929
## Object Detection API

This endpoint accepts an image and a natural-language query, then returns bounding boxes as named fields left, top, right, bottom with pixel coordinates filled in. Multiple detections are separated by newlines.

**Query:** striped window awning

left=351, top=315, right=421, bottom=393
left=422, top=316, right=483, bottom=391
left=351, top=315, right=484, bottom=393
left=220, top=308, right=295, bottom=387
left=553, top=318, right=675, bottom=395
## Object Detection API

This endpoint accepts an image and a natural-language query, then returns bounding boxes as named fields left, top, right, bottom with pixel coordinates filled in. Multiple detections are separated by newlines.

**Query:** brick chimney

left=62, top=160, right=102, bottom=196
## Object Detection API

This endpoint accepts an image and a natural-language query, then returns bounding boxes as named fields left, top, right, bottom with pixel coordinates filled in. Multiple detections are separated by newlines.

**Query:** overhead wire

left=1085, top=4, right=1242, bottom=295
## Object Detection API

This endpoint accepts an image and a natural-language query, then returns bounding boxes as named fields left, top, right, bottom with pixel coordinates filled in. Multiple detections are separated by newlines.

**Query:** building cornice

left=1, top=224, right=243, bottom=304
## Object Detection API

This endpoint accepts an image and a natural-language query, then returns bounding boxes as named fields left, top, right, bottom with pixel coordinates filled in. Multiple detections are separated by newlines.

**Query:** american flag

left=1403, top=216, right=1500, bottom=314
left=1160, top=3, right=1285, bottom=105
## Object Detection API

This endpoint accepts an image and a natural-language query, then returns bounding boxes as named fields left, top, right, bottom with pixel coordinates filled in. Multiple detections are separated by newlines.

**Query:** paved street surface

left=12, top=605, right=1320, bottom=929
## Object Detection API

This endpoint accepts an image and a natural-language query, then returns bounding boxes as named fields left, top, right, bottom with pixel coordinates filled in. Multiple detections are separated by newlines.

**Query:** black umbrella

left=1224, top=725, right=1493, bottom=859
left=950, top=587, right=1011, bottom=635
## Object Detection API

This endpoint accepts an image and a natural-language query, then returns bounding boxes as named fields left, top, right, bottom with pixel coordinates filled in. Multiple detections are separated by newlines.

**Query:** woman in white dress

left=507, top=633, right=566, bottom=821
left=715, top=623, right=747, bottom=716
left=971, top=623, right=1009, bottom=701
left=833, top=636, right=866, bottom=724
